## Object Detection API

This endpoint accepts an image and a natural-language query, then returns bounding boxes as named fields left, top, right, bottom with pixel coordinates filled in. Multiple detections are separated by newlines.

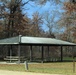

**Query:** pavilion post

left=10, top=45, right=12, bottom=62
left=18, top=35, right=22, bottom=64
left=41, top=46, right=44, bottom=63
left=73, top=56, right=75, bottom=73
left=73, top=46, right=75, bottom=73
left=61, top=46, right=63, bottom=62
left=47, top=46, right=49, bottom=61
left=30, top=46, right=32, bottom=61
left=18, top=45, right=21, bottom=64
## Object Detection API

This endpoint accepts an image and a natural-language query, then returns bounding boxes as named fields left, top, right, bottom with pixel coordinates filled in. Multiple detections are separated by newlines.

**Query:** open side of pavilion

left=0, top=35, right=76, bottom=63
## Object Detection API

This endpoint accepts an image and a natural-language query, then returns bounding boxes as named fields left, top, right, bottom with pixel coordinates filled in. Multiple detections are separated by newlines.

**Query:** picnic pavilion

left=0, top=35, right=76, bottom=63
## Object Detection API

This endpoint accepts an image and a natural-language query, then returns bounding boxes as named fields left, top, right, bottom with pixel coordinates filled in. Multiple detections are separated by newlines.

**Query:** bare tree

left=44, top=10, right=61, bottom=38
left=0, top=0, right=31, bottom=38
left=29, top=12, right=43, bottom=36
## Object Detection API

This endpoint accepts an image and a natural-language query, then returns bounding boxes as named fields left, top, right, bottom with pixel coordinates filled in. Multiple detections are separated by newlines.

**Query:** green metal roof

left=0, top=35, right=76, bottom=46
left=0, top=36, right=19, bottom=44
left=21, top=36, right=76, bottom=46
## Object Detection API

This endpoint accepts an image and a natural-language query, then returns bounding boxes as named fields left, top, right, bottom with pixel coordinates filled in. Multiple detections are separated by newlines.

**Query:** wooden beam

left=41, top=46, right=44, bottom=63
left=18, top=35, right=22, bottom=63
left=73, top=46, right=75, bottom=73
left=18, top=45, right=20, bottom=64
left=61, top=46, right=63, bottom=62
left=30, top=46, right=32, bottom=61
left=47, top=46, right=49, bottom=61
left=10, top=45, right=12, bottom=62
left=73, top=56, right=75, bottom=73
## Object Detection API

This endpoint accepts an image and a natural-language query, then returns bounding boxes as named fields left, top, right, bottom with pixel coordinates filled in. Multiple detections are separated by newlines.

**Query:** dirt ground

left=0, top=70, right=61, bottom=75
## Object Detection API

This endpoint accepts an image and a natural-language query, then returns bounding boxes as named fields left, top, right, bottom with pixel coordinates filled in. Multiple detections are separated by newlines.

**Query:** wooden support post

left=73, top=46, right=75, bottom=73
left=18, top=45, right=20, bottom=64
left=61, top=46, right=63, bottom=62
left=30, top=46, right=32, bottom=61
left=18, top=35, right=21, bottom=64
left=47, top=46, right=49, bottom=61
left=41, top=46, right=44, bottom=63
left=10, top=45, right=12, bottom=63
left=73, top=56, right=75, bottom=73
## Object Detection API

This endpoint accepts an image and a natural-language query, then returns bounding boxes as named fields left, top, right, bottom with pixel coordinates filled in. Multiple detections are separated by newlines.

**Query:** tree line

left=0, top=0, right=76, bottom=61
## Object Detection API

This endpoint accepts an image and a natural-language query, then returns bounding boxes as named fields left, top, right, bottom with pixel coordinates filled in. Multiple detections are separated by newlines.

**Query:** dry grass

left=29, top=62, right=76, bottom=74
left=0, top=62, right=76, bottom=75
left=0, top=64, right=25, bottom=71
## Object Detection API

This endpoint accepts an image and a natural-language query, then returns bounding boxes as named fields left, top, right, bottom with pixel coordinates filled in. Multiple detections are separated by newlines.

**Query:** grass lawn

left=0, top=62, right=76, bottom=75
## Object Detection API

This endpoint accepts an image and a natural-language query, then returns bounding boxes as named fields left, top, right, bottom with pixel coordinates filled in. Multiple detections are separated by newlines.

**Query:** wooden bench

left=4, top=56, right=25, bottom=62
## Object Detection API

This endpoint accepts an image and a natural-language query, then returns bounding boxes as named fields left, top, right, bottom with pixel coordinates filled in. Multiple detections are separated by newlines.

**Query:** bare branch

left=21, top=1, right=29, bottom=6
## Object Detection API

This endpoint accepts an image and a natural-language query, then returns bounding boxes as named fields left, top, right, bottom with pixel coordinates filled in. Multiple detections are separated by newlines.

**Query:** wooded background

left=0, top=0, right=76, bottom=61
